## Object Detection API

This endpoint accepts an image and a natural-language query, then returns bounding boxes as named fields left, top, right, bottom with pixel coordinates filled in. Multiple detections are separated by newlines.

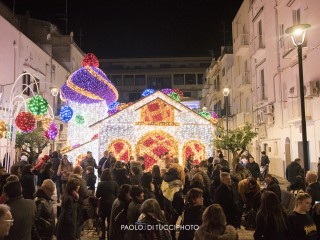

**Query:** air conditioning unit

left=265, top=105, right=274, bottom=115
left=304, top=81, right=319, bottom=98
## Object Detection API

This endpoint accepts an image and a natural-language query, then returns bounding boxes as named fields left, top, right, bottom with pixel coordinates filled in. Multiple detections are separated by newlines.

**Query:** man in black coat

left=214, top=172, right=241, bottom=228
left=286, top=158, right=302, bottom=184
left=98, top=150, right=110, bottom=178
left=265, top=174, right=281, bottom=201
left=246, top=157, right=261, bottom=180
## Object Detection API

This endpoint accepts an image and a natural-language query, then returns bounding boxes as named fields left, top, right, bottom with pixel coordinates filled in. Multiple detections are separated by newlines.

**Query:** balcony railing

left=234, top=34, right=249, bottom=56
left=287, top=98, right=311, bottom=123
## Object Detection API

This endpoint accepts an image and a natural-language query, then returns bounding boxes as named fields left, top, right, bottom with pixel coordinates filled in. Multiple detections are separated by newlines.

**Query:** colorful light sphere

left=15, top=112, right=36, bottom=132
left=44, top=122, right=59, bottom=140
left=61, top=53, right=118, bottom=104
left=27, top=95, right=49, bottom=116
left=108, top=109, right=119, bottom=116
left=142, top=89, right=155, bottom=97
left=108, top=101, right=120, bottom=110
left=168, top=92, right=180, bottom=102
left=59, top=105, right=73, bottom=122
left=173, top=88, right=184, bottom=98
left=211, top=111, right=219, bottom=119
left=42, top=117, right=53, bottom=131
left=75, top=114, right=85, bottom=125
left=199, top=111, right=211, bottom=120
left=0, top=120, right=7, bottom=138
left=82, top=53, right=99, bottom=67
left=116, top=103, right=129, bottom=111
left=161, top=88, right=173, bottom=95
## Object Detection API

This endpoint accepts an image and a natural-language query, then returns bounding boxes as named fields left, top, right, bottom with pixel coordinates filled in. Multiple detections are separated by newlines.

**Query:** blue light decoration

left=59, top=105, right=73, bottom=122
left=108, top=101, right=120, bottom=110
left=142, top=89, right=155, bottom=97
left=61, top=53, right=119, bottom=104
left=75, top=114, right=85, bottom=125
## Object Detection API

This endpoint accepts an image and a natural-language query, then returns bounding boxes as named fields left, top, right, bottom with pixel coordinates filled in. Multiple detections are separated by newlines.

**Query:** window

left=22, top=73, right=31, bottom=96
left=222, top=68, right=226, bottom=77
left=56, top=95, right=62, bottom=116
left=279, top=24, right=285, bottom=48
left=135, top=75, right=146, bottom=86
left=160, top=64, right=171, bottom=68
left=123, top=75, right=134, bottom=86
left=147, top=76, right=171, bottom=89
left=33, top=78, right=40, bottom=94
left=185, top=74, right=196, bottom=85
left=129, top=92, right=141, bottom=102
left=261, top=69, right=266, bottom=100
left=173, top=74, right=184, bottom=85
left=183, top=92, right=191, bottom=97
left=197, top=74, right=203, bottom=84
left=293, top=9, right=301, bottom=25
left=110, top=75, right=122, bottom=86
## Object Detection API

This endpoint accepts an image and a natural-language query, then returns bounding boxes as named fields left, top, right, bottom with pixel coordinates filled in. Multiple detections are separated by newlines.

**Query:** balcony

left=235, top=72, right=251, bottom=91
left=250, top=35, right=266, bottom=58
left=234, top=34, right=249, bottom=56
left=287, top=98, right=312, bottom=124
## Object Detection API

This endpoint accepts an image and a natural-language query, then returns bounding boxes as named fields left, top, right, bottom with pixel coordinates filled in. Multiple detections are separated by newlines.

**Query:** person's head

left=0, top=204, right=13, bottom=237
left=130, top=185, right=144, bottom=203
left=201, top=204, right=226, bottom=234
left=114, top=161, right=123, bottom=169
left=137, top=156, right=144, bottom=163
left=6, top=175, right=19, bottom=183
left=0, top=167, right=6, bottom=176
left=101, top=168, right=113, bottom=181
left=20, top=155, right=28, bottom=162
left=140, top=198, right=166, bottom=223
left=118, top=184, right=132, bottom=202
left=103, top=150, right=109, bottom=157
left=131, top=166, right=140, bottom=176
left=173, top=157, right=179, bottom=164
left=261, top=151, right=266, bottom=155
left=218, top=153, right=224, bottom=159
left=248, top=177, right=257, bottom=190
left=167, top=167, right=179, bottom=180
left=87, top=151, right=92, bottom=158
left=306, top=170, right=318, bottom=184
left=21, top=164, right=33, bottom=176
left=10, top=164, right=20, bottom=176
left=41, top=179, right=55, bottom=197
left=295, top=191, right=312, bottom=213
left=249, top=157, right=254, bottom=163
left=62, top=156, right=70, bottom=165
left=51, top=151, right=59, bottom=158
left=294, top=158, right=301, bottom=164
left=191, top=173, right=204, bottom=186
left=152, top=165, right=161, bottom=178
left=141, top=172, right=153, bottom=190
left=3, top=181, right=22, bottom=199
left=193, top=165, right=200, bottom=172
left=86, top=166, right=94, bottom=174
left=260, top=190, right=281, bottom=212
left=185, top=188, right=203, bottom=206
left=65, top=178, right=80, bottom=195
left=73, top=165, right=83, bottom=175
left=207, top=157, right=214, bottom=164
left=264, top=174, right=273, bottom=185
left=220, top=172, right=231, bottom=186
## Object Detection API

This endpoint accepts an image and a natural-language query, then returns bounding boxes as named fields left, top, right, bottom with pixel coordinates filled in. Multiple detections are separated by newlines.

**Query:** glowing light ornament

left=142, top=89, right=155, bottom=97
left=108, top=109, right=119, bottom=116
left=75, top=114, right=85, bottom=125
left=161, top=88, right=173, bottom=95
left=108, top=102, right=120, bottom=110
left=168, top=92, right=180, bottom=102
left=15, top=112, right=36, bottom=132
left=173, top=88, right=184, bottom=98
left=5, top=124, right=13, bottom=140
left=59, top=105, right=73, bottom=122
left=27, top=95, right=49, bottom=116
left=44, top=122, right=59, bottom=140
left=0, top=120, right=7, bottom=138
left=42, top=117, right=53, bottom=131
left=61, top=53, right=118, bottom=104
left=211, top=112, right=219, bottom=119
left=199, top=111, right=211, bottom=120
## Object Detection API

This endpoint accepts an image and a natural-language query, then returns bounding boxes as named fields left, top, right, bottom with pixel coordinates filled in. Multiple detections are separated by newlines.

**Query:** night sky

left=2, top=0, right=243, bottom=59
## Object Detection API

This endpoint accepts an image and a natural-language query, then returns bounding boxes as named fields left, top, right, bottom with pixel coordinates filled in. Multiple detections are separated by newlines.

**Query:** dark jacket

left=178, top=205, right=205, bottom=240
left=286, top=161, right=302, bottom=184
left=86, top=173, right=97, bottom=191
left=289, top=175, right=306, bottom=191
left=127, top=199, right=142, bottom=224
left=246, top=161, right=261, bottom=179
left=96, top=180, right=118, bottom=215
left=194, top=225, right=238, bottom=240
left=306, top=182, right=320, bottom=207
left=81, top=157, right=98, bottom=179
left=98, top=156, right=108, bottom=177
left=20, top=173, right=35, bottom=199
left=50, top=156, right=60, bottom=181
left=266, top=177, right=282, bottom=201
left=4, top=196, right=36, bottom=240
left=33, top=189, right=55, bottom=240
left=113, top=168, right=129, bottom=186
left=261, top=155, right=270, bottom=166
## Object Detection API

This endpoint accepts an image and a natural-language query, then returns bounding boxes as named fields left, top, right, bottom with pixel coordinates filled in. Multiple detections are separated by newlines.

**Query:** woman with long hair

left=57, top=156, right=73, bottom=195
left=254, top=190, right=290, bottom=239
left=194, top=204, right=238, bottom=240
left=288, top=191, right=318, bottom=240
left=140, top=172, right=156, bottom=200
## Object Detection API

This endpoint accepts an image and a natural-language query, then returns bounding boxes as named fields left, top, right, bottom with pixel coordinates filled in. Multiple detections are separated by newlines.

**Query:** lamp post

left=223, top=87, right=230, bottom=161
left=285, top=23, right=311, bottom=170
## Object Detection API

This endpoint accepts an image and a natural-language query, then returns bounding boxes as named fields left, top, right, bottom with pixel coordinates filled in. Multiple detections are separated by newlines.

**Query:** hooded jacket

left=193, top=225, right=238, bottom=240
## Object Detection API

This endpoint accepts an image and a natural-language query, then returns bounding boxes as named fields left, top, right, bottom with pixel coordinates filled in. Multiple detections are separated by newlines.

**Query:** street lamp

left=223, top=87, right=230, bottom=161
left=50, top=87, right=59, bottom=97
left=285, top=23, right=311, bottom=170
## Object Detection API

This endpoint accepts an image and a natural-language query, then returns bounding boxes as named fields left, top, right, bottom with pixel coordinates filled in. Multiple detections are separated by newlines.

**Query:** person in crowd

left=37, top=161, right=53, bottom=188
left=214, top=172, right=241, bottom=228
left=33, top=155, right=50, bottom=173
left=151, top=165, right=163, bottom=208
left=126, top=185, right=144, bottom=225
left=10, top=164, right=21, bottom=179
left=264, top=174, right=281, bottom=201
left=254, top=190, right=291, bottom=240
left=157, top=154, right=167, bottom=171
left=113, top=160, right=129, bottom=186
left=317, top=157, right=320, bottom=181
left=260, top=151, right=270, bottom=179
left=0, top=204, right=13, bottom=239
left=140, top=172, right=156, bottom=200
left=189, top=164, right=211, bottom=191
left=33, top=179, right=55, bottom=240
left=306, top=170, right=320, bottom=208
left=109, top=184, right=131, bottom=240
left=57, top=155, right=73, bottom=195
left=289, top=168, right=306, bottom=192
left=20, top=164, right=35, bottom=199
left=95, top=168, right=118, bottom=240
left=19, top=155, right=29, bottom=169
left=80, top=151, right=98, bottom=179
left=185, top=155, right=194, bottom=172
left=129, top=156, right=144, bottom=175
left=56, top=178, right=80, bottom=240
left=238, top=177, right=261, bottom=210
left=207, top=157, right=214, bottom=177
left=218, top=153, right=229, bottom=168
left=98, top=150, right=110, bottom=178
left=137, top=156, right=145, bottom=171
left=184, top=173, right=211, bottom=207
left=240, top=154, right=249, bottom=167
left=50, top=151, right=61, bottom=203
left=178, top=188, right=205, bottom=240
left=85, top=166, right=97, bottom=195
left=130, top=166, right=142, bottom=185
left=194, top=204, right=238, bottom=240
left=3, top=180, right=36, bottom=240
left=211, top=163, right=222, bottom=189
left=0, top=173, right=10, bottom=204
left=288, top=191, right=318, bottom=240
left=286, top=158, right=303, bottom=185
left=171, top=157, right=185, bottom=185
left=136, top=198, right=171, bottom=240
left=246, top=157, right=261, bottom=180
left=234, top=162, right=251, bottom=181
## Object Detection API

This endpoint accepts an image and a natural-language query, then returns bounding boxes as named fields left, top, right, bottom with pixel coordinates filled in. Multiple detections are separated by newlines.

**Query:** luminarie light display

left=142, top=89, right=155, bottom=97
left=44, top=122, right=59, bottom=140
left=0, top=120, right=7, bottom=138
left=15, top=112, right=36, bottom=133
left=27, top=95, right=49, bottom=116
left=60, top=105, right=74, bottom=122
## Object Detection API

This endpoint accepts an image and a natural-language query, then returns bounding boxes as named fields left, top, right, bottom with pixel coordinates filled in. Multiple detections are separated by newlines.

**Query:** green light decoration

left=199, top=111, right=211, bottom=120
left=75, top=114, right=85, bottom=125
left=168, top=92, right=180, bottom=102
left=27, top=95, right=48, bottom=116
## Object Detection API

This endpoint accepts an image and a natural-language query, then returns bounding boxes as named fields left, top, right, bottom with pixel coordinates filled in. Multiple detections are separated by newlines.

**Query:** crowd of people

left=0, top=150, right=319, bottom=240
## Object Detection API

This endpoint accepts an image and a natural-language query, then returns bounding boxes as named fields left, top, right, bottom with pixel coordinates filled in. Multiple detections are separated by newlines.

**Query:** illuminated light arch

left=182, top=140, right=206, bottom=165
left=136, top=130, right=178, bottom=170
left=108, top=139, right=132, bottom=163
